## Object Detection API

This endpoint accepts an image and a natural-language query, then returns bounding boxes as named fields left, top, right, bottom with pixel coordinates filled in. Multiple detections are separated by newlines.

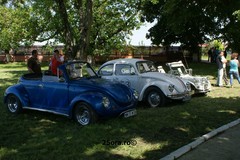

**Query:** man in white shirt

left=216, top=51, right=228, bottom=86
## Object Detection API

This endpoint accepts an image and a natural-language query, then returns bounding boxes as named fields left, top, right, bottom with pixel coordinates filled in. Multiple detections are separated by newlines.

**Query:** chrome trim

left=23, top=106, right=69, bottom=117
left=167, top=92, right=190, bottom=100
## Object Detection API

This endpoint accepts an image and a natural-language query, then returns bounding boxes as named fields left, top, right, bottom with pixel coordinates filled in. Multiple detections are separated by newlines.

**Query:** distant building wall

left=0, top=45, right=189, bottom=63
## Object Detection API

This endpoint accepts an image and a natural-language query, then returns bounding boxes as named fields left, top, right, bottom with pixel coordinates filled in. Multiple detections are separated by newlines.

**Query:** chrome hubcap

left=148, top=92, right=160, bottom=107
left=8, top=97, right=18, bottom=113
left=77, top=110, right=90, bottom=125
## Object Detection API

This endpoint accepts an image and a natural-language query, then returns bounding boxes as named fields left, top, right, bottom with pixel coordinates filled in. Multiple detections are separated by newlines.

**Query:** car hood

left=141, top=72, right=186, bottom=90
left=71, top=78, right=134, bottom=104
left=181, top=74, right=209, bottom=84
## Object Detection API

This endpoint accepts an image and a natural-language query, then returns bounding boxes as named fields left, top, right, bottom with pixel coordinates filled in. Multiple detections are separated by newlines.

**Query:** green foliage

left=0, top=0, right=143, bottom=58
left=0, top=6, right=31, bottom=49
left=212, top=40, right=224, bottom=50
left=90, top=0, right=142, bottom=55
left=141, top=0, right=240, bottom=53
left=233, top=10, right=240, bottom=19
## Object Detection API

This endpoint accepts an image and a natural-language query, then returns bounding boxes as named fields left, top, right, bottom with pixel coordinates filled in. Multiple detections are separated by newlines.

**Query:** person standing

left=216, top=51, right=227, bottom=87
left=4, top=50, right=11, bottom=63
left=229, top=53, right=240, bottom=88
left=207, top=47, right=213, bottom=63
left=50, top=49, right=64, bottom=75
left=27, top=50, right=42, bottom=74
left=222, top=51, right=229, bottom=86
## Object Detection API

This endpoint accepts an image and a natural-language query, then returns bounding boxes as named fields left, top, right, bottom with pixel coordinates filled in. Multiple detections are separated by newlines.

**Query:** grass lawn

left=0, top=61, right=240, bottom=160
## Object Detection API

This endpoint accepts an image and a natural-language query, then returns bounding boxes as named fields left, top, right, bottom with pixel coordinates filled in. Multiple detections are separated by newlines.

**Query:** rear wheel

left=73, top=102, right=98, bottom=126
left=6, top=94, right=22, bottom=114
left=145, top=87, right=166, bottom=107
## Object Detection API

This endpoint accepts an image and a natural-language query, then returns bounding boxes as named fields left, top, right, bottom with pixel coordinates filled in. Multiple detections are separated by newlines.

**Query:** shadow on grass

left=0, top=94, right=239, bottom=160
left=0, top=70, right=28, bottom=90
left=1, top=62, right=239, bottom=159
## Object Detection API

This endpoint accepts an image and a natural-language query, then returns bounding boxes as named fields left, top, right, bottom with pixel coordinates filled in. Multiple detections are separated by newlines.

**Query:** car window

left=66, top=62, right=97, bottom=79
left=115, top=64, right=135, bottom=75
left=171, top=66, right=187, bottom=75
left=136, top=61, right=157, bottom=73
left=98, top=64, right=113, bottom=76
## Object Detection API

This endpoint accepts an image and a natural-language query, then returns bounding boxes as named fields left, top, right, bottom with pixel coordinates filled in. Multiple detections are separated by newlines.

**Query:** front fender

left=68, top=91, right=106, bottom=117
left=4, top=84, right=30, bottom=107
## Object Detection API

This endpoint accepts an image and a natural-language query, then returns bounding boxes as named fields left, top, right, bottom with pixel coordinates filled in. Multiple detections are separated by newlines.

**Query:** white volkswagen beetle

left=97, top=58, right=191, bottom=107
left=165, top=61, right=211, bottom=95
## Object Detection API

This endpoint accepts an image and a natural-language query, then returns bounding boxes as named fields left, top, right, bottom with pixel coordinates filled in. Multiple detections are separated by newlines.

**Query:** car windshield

left=170, top=66, right=187, bottom=75
left=136, top=61, right=157, bottom=73
left=66, top=62, right=97, bottom=80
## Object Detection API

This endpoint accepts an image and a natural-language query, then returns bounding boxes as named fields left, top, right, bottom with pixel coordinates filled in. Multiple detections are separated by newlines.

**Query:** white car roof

left=102, top=58, right=148, bottom=65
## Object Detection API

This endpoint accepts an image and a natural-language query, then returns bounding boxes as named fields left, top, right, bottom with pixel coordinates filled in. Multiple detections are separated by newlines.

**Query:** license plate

left=123, top=109, right=137, bottom=118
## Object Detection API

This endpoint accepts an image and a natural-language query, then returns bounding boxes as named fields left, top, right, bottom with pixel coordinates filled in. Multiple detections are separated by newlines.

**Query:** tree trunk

left=191, top=47, right=201, bottom=62
left=56, top=0, right=93, bottom=60
left=79, top=0, right=93, bottom=60
left=55, top=0, right=75, bottom=59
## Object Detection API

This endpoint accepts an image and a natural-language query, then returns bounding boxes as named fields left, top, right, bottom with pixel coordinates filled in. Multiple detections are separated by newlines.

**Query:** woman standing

left=229, top=53, right=240, bottom=88
left=50, top=49, right=64, bottom=75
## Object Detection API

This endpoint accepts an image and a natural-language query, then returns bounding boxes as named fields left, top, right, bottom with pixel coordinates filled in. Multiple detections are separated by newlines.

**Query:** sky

left=127, top=22, right=155, bottom=46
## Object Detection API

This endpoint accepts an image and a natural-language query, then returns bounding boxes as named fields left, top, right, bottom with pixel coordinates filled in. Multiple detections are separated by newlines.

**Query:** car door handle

left=38, top=84, right=43, bottom=88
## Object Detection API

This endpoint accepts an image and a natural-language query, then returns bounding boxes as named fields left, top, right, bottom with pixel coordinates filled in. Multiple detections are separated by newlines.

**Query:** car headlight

left=102, top=97, right=110, bottom=108
left=186, top=82, right=191, bottom=91
left=168, top=84, right=175, bottom=92
left=202, top=78, right=208, bottom=83
left=133, top=90, right=139, bottom=99
left=193, top=78, right=200, bottom=83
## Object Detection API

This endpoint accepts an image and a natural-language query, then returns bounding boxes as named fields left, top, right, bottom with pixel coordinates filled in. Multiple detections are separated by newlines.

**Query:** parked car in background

left=98, top=58, right=191, bottom=107
left=4, top=61, right=138, bottom=126
left=165, top=61, right=211, bottom=95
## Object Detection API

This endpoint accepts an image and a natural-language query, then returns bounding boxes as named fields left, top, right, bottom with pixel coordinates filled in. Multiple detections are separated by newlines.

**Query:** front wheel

left=73, top=102, right=98, bottom=126
left=6, top=94, right=22, bottom=114
left=145, top=88, right=166, bottom=107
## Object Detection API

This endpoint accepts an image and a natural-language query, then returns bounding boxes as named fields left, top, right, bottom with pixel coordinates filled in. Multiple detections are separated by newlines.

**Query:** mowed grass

left=0, top=61, right=240, bottom=160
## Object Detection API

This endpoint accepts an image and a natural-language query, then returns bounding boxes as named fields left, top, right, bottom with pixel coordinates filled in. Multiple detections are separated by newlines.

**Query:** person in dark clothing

left=208, top=47, right=214, bottom=63
left=27, top=50, right=42, bottom=74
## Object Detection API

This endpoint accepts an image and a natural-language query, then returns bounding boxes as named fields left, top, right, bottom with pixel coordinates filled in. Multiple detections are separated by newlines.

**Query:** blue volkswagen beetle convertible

left=4, top=61, right=138, bottom=125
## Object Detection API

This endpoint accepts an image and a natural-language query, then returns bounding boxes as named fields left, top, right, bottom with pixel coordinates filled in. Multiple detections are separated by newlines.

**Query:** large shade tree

left=141, top=0, right=240, bottom=61
left=0, top=0, right=142, bottom=59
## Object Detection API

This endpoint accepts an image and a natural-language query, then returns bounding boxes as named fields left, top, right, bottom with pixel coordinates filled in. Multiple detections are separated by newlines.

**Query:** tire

left=145, top=87, right=166, bottom=107
left=73, top=102, right=97, bottom=126
left=6, top=94, right=22, bottom=114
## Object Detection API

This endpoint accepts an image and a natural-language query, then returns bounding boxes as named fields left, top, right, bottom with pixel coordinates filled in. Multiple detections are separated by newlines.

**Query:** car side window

left=99, top=64, right=113, bottom=76
left=136, top=63, right=145, bottom=73
left=115, top=64, right=135, bottom=75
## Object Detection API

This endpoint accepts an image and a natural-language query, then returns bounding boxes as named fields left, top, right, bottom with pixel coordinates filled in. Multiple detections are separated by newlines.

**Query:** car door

left=40, top=80, right=69, bottom=114
left=22, top=78, right=44, bottom=108
left=24, top=76, right=69, bottom=114
left=113, top=64, right=140, bottom=91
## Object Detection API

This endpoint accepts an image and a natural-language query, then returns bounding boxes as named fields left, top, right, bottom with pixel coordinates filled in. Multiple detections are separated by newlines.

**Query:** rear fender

left=4, top=84, right=30, bottom=107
